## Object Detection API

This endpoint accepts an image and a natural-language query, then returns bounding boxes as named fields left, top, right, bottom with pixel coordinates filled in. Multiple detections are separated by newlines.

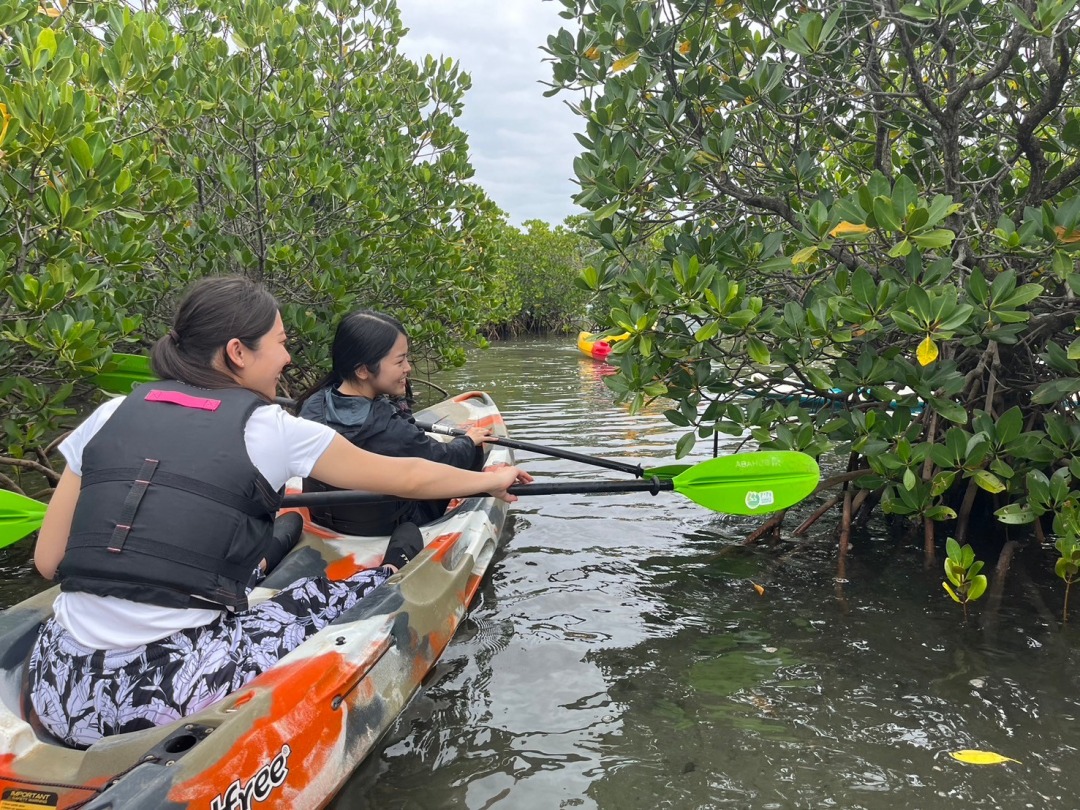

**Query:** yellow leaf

left=0, top=103, right=10, bottom=148
left=678, top=40, right=691, bottom=54
left=751, top=581, right=765, bottom=597
left=612, top=52, right=639, bottom=73
left=38, top=4, right=60, bottom=15
left=584, top=47, right=600, bottom=60
left=917, top=335, right=938, bottom=366
left=1054, top=225, right=1080, bottom=244
left=949, top=750, right=1020, bottom=765
left=829, top=221, right=873, bottom=238
left=791, top=245, right=818, bottom=265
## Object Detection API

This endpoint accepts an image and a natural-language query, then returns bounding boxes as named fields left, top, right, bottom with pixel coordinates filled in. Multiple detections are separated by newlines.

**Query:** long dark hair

left=295, top=310, right=407, bottom=411
left=149, top=276, right=280, bottom=392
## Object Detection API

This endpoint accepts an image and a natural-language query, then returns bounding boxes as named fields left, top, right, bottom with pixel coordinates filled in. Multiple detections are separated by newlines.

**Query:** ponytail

left=150, top=276, right=279, bottom=393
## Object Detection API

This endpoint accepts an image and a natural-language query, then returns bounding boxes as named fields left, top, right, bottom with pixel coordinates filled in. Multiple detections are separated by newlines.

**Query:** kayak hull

left=577, top=330, right=629, bottom=361
left=0, top=391, right=511, bottom=810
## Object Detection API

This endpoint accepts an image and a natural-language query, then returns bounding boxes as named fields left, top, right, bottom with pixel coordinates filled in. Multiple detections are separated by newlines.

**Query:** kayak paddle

left=277, top=451, right=820, bottom=516
left=502, top=451, right=820, bottom=514
left=0, top=490, right=48, bottom=549
left=92, top=353, right=156, bottom=394
left=0, top=451, right=819, bottom=548
left=418, top=421, right=690, bottom=480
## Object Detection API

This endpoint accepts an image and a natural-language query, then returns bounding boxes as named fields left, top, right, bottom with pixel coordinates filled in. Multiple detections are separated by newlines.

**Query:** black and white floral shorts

left=28, top=568, right=391, bottom=747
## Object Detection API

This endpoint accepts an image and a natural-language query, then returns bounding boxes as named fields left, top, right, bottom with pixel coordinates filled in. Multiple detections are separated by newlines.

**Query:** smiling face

left=354, top=331, right=410, bottom=399
left=227, top=311, right=290, bottom=399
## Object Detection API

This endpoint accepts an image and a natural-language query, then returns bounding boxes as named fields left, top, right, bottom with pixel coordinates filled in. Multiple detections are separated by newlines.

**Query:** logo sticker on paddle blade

left=745, top=490, right=775, bottom=510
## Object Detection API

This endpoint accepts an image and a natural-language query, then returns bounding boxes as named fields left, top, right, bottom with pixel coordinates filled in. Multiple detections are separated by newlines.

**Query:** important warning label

left=1, top=789, right=58, bottom=810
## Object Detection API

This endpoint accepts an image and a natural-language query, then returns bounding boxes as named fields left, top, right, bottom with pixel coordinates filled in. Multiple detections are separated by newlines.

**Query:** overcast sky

left=394, top=0, right=584, bottom=227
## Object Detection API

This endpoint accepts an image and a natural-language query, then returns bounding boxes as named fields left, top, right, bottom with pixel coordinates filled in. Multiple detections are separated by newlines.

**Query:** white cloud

left=394, top=0, right=584, bottom=227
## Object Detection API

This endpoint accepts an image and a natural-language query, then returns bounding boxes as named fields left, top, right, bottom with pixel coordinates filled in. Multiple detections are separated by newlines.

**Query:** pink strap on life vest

left=144, top=389, right=222, bottom=411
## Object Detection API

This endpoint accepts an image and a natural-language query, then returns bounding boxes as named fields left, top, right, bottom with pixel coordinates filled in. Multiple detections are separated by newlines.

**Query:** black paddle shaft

left=506, top=479, right=672, bottom=496
left=417, top=421, right=645, bottom=477
left=279, top=478, right=673, bottom=508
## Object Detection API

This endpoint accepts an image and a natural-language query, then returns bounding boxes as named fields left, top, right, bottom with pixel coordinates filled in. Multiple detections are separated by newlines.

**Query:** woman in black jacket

left=296, top=310, right=489, bottom=534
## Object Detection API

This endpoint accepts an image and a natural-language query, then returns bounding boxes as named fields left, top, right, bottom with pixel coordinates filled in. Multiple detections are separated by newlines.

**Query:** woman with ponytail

left=295, top=310, right=490, bottom=535
left=28, top=276, right=531, bottom=747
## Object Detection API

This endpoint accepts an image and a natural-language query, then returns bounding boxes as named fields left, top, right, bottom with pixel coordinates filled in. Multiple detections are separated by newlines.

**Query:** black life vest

left=301, top=475, right=412, bottom=537
left=58, top=380, right=282, bottom=611
left=298, top=391, right=412, bottom=536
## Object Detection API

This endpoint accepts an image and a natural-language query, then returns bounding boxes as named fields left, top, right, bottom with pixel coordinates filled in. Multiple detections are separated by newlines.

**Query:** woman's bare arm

left=34, top=468, right=81, bottom=580
left=311, top=434, right=531, bottom=502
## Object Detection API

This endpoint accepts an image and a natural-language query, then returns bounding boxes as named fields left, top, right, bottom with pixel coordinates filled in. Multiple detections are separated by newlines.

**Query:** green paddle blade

left=93, top=353, right=156, bottom=395
left=671, top=451, right=820, bottom=515
left=0, top=490, right=48, bottom=549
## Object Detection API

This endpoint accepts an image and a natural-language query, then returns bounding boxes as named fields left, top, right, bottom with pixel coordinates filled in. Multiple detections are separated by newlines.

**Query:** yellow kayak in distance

left=577, top=330, right=630, bottom=360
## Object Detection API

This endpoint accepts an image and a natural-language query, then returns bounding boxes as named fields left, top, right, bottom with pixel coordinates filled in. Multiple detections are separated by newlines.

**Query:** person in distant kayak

left=29, top=276, right=531, bottom=747
left=295, top=310, right=490, bottom=535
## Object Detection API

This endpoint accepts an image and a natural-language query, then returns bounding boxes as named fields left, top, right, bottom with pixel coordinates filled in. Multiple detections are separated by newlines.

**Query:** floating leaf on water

left=949, top=749, right=1020, bottom=765
left=751, top=581, right=765, bottom=597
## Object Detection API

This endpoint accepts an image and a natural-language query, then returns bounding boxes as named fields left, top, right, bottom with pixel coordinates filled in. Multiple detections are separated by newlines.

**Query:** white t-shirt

left=52, top=395, right=336, bottom=649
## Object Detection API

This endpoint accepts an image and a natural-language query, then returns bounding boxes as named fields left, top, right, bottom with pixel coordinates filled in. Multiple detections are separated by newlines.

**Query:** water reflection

left=577, top=357, right=619, bottom=385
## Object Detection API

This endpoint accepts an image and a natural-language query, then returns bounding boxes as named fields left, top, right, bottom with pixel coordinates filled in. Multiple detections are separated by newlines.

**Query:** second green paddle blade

left=93, top=353, right=157, bottom=395
left=0, top=490, right=48, bottom=549
left=671, top=451, right=820, bottom=515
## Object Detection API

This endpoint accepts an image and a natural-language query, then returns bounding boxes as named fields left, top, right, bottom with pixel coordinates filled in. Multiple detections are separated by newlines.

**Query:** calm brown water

left=3, top=336, right=1078, bottom=809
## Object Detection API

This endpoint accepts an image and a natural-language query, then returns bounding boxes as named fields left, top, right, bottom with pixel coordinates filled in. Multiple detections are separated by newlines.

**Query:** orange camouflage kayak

left=577, top=330, right=629, bottom=360
left=0, top=392, right=511, bottom=810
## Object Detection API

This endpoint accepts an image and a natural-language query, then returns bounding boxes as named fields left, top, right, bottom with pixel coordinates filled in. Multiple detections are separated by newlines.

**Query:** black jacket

left=298, top=389, right=483, bottom=535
